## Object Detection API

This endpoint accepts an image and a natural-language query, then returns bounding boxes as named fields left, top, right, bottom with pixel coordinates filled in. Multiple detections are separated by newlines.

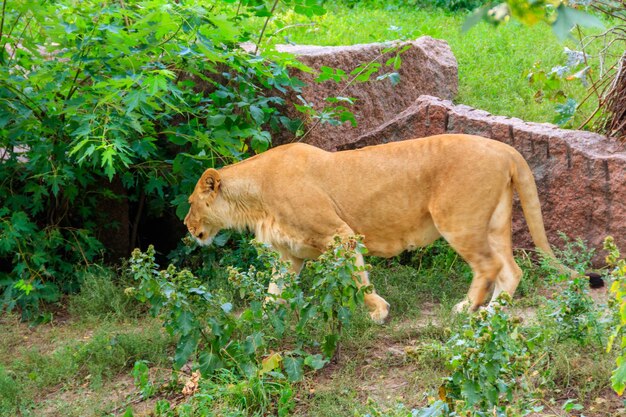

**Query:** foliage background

left=0, top=0, right=314, bottom=317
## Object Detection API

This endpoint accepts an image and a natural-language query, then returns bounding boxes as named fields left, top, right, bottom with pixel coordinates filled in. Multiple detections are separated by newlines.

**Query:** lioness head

left=184, top=168, right=223, bottom=246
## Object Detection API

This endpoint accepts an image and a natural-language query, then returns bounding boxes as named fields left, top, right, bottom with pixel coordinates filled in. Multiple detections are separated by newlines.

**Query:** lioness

left=184, top=134, right=563, bottom=323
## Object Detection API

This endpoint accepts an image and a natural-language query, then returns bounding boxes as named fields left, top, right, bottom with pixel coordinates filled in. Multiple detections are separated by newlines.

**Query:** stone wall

left=339, top=95, right=626, bottom=258
left=270, top=37, right=458, bottom=150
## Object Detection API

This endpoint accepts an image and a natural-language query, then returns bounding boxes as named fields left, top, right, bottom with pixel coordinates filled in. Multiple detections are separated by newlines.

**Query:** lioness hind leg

left=465, top=253, right=502, bottom=311
left=443, top=232, right=503, bottom=312
left=491, top=256, right=522, bottom=302
left=487, top=187, right=523, bottom=302
left=488, top=231, right=522, bottom=303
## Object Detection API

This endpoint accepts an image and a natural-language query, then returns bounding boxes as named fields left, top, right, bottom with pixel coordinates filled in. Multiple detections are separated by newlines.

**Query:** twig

left=130, top=190, right=145, bottom=250
left=254, top=0, right=279, bottom=55
left=118, top=0, right=130, bottom=27
left=0, top=0, right=7, bottom=47
left=155, top=23, right=183, bottom=48
left=591, top=3, right=626, bottom=23
left=541, top=399, right=564, bottom=416
left=7, top=15, right=31, bottom=63
left=266, top=23, right=316, bottom=44
left=576, top=26, right=601, bottom=101
left=235, top=0, right=243, bottom=18
left=297, top=45, right=400, bottom=142
left=575, top=64, right=615, bottom=109
left=67, top=228, right=90, bottom=266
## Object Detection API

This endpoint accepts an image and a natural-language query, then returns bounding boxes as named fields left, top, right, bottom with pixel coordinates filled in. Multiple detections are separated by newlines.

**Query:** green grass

left=0, top=268, right=175, bottom=417
left=261, top=2, right=615, bottom=128
left=0, top=240, right=620, bottom=416
left=68, top=266, right=143, bottom=321
left=0, top=318, right=174, bottom=416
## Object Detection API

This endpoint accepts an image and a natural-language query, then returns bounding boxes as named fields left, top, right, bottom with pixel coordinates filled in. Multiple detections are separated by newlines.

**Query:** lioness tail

left=510, top=153, right=573, bottom=276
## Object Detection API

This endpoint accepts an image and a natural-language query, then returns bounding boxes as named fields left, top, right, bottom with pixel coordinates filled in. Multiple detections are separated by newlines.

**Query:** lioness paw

left=369, top=306, right=390, bottom=324
left=453, top=299, right=470, bottom=314
left=264, top=295, right=287, bottom=306
left=366, top=295, right=390, bottom=324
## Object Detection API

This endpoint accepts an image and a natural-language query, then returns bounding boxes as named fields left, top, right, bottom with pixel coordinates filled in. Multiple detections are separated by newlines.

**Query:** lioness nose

left=198, top=232, right=205, bottom=240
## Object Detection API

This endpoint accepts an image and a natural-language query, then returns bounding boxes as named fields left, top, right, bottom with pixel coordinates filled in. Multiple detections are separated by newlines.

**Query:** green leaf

left=611, top=358, right=626, bottom=395
left=244, top=332, right=264, bottom=355
left=251, top=130, right=271, bottom=153
left=461, top=380, right=481, bottom=406
left=485, top=385, right=499, bottom=405
left=376, top=72, right=400, bottom=86
left=249, top=105, right=265, bottom=124
left=304, top=354, right=328, bottom=370
left=174, top=333, right=199, bottom=369
left=124, top=90, right=147, bottom=114
left=11, top=212, right=35, bottom=234
left=322, top=333, right=339, bottom=358
left=283, top=356, right=304, bottom=382
left=260, top=352, right=282, bottom=375
left=176, top=310, right=195, bottom=336
left=554, top=98, right=577, bottom=126
left=562, top=399, right=584, bottom=411
left=414, top=400, right=450, bottom=417
left=552, top=5, right=604, bottom=41
left=198, top=351, right=224, bottom=375
left=207, top=115, right=226, bottom=126
left=144, top=75, right=168, bottom=95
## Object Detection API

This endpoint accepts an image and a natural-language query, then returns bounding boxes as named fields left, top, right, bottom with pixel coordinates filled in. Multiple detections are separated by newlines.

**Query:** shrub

left=0, top=0, right=313, bottom=317
left=605, top=236, right=626, bottom=395
left=440, top=294, right=536, bottom=416
left=540, top=234, right=605, bottom=346
left=127, top=236, right=368, bottom=415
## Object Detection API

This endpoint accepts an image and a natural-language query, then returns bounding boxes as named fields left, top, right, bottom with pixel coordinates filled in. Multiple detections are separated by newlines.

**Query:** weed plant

left=605, top=236, right=626, bottom=395
left=126, top=236, right=369, bottom=415
left=533, top=235, right=607, bottom=346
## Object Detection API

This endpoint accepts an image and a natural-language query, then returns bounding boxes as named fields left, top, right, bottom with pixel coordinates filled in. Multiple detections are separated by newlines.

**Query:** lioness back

left=232, top=135, right=520, bottom=257
left=186, top=133, right=558, bottom=318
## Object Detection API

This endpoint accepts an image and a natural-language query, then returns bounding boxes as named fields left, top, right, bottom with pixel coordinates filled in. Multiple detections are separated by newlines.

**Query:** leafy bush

left=156, top=368, right=295, bottom=417
left=605, top=236, right=626, bottom=395
left=546, top=272, right=605, bottom=345
left=429, top=0, right=492, bottom=12
left=0, top=0, right=316, bottom=317
left=545, top=232, right=595, bottom=274
left=537, top=234, right=605, bottom=346
left=0, top=212, right=103, bottom=320
left=167, top=232, right=265, bottom=288
left=338, top=0, right=491, bottom=12
left=127, top=236, right=367, bottom=415
left=439, top=294, right=537, bottom=416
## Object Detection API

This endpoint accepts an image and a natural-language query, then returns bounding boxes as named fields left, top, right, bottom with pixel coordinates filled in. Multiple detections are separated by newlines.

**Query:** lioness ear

left=199, top=168, right=221, bottom=199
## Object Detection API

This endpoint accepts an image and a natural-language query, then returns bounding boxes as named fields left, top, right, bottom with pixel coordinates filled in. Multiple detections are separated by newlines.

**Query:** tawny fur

left=184, top=134, right=565, bottom=323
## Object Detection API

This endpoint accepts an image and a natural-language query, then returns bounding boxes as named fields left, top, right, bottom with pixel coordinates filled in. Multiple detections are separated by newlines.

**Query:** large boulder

left=341, top=95, right=626, bottom=260
left=271, top=37, right=458, bottom=150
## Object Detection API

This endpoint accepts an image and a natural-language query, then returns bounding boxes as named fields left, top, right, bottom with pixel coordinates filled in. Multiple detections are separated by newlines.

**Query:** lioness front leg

left=266, top=252, right=304, bottom=303
left=351, top=250, right=390, bottom=324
